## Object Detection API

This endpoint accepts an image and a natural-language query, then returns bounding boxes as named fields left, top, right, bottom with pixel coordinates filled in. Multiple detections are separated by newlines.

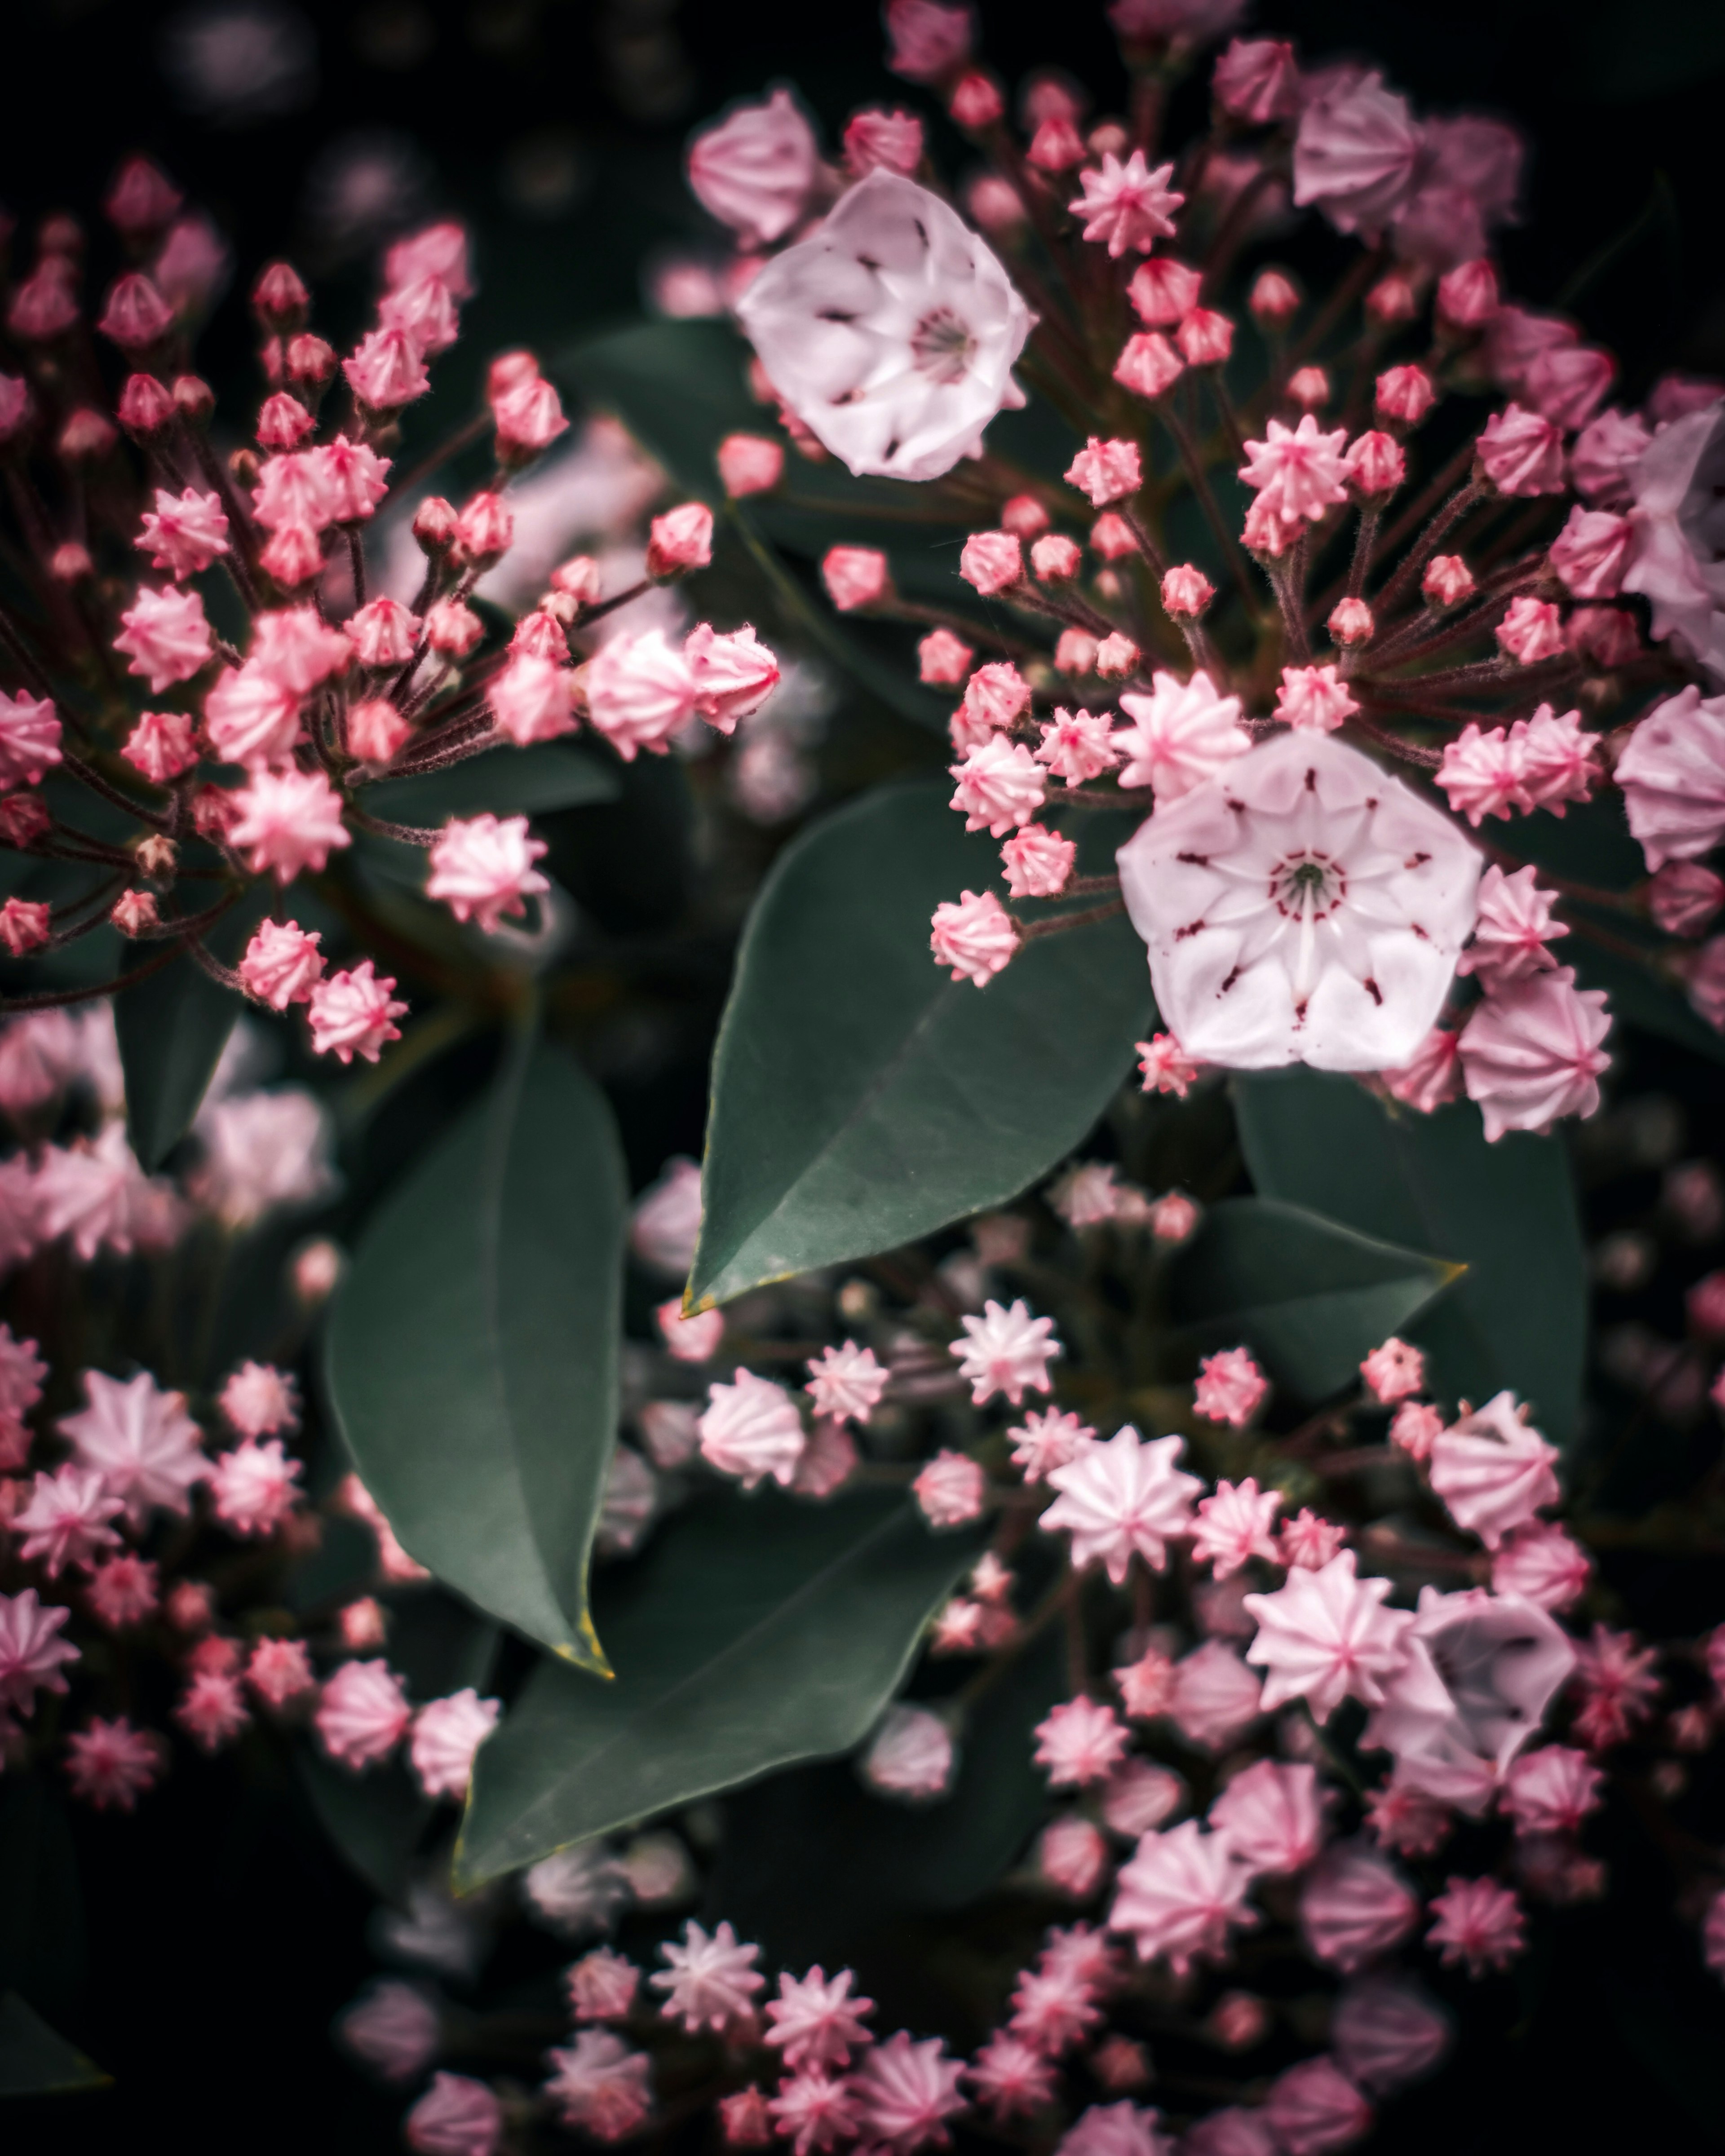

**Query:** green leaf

left=1234, top=1070, right=1586, bottom=1445
left=457, top=1489, right=982, bottom=1887
left=296, top=1750, right=434, bottom=1907
left=324, top=1034, right=628, bottom=1669
left=361, top=743, right=619, bottom=827
left=0, top=1776, right=83, bottom=2023
left=690, top=782, right=1152, bottom=1307
left=0, top=1994, right=108, bottom=2097
left=115, top=950, right=236, bottom=1172
left=1167, top=1196, right=1461, bottom=1401
left=1567, top=932, right=1725, bottom=1066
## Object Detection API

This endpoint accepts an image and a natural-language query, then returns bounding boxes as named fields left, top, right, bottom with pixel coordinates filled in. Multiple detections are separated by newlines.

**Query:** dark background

left=4, top=0, right=1725, bottom=2149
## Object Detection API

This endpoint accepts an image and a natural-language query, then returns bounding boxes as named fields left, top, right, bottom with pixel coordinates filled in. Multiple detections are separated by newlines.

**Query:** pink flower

left=115, top=586, right=212, bottom=691
left=1299, top=1842, right=1419, bottom=1971
left=885, top=0, right=970, bottom=81
left=1456, top=864, right=1567, bottom=989
left=804, top=1341, right=888, bottom=1424
left=1292, top=70, right=1420, bottom=232
left=688, top=89, right=819, bottom=245
left=1426, top=1876, right=1525, bottom=1976
left=1244, top=1551, right=1414, bottom=1723
left=1477, top=404, right=1565, bottom=496
left=251, top=605, right=352, bottom=694
left=205, top=663, right=303, bottom=767
left=1038, top=709, right=1120, bottom=785
left=862, top=1704, right=955, bottom=1799
left=1179, top=309, right=1235, bottom=368
left=697, top=1369, right=805, bottom=1489
left=951, top=1298, right=1061, bottom=1405
left=316, top=1658, right=411, bottom=1769
left=960, top=531, right=1023, bottom=595
left=1436, top=721, right=1529, bottom=826
left=426, top=599, right=483, bottom=658
left=1039, top=1816, right=1110, bottom=1898
left=252, top=451, right=337, bottom=533
left=230, top=766, right=352, bottom=882
left=1162, top=564, right=1216, bottom=617
left=1035, top=1696, right=1131, bottom=1787
left=349, top=596, right=421, bottom=668
left=1210, top=1758, right=1323, bottom=1876
left=568, top=1948, right=641, bottom=2024
left=1509, top=705, right=1602, bottom=815
left=1068, top=152, right=1183, bottom=256
left=1112, top=1647, right=1177, bottom=1723
left=1192, top=1478, right=1282, bottom=1577
left=851, top=2031, right=966, bottom=2150
left=1110, top=1820, right=1257, bottom=1975
left=405, top=2072, right=503, bottom=2156
left=914, top=1449, right=986, bottom=1527
left=1170, top=1639, right=1265, bottom=1750
left=122, top=709, right=197, bottom=784
left=1327, top=596, right=1375, bottom=648
left=1194, top=1347, right=1267, bottom=1427
left=65, top=1715, right=164, bottom=1811
left=770, top=2070, right=862, bottom=2155
left=1213, top=35, right=1297, bottom=119
left=1042, top=1427, right=1199, bottom=1583
left=1135, top=1034, right=1201, bottom=1097
left=0, top=1587, right=78, bottom=1717
left=86, top=1555, right=159, bottom=1631
left=656, top=1297, right=724, bottom=1362
left=1330, top=1979, right=1450, bottom=2096
left=1274, top=664, right=1358, bottom=734
left=426, top=814, right=550, bottom=933
left=1495, top=595, right=1565, bottom=665
left=208, top=1437, right=303, bottom=1537
left=487, top=652, right=575, bottom=748
left=1548, top=504, right=1631, bottom=598
left=14, top=1464, right=123, bottom=1575
left=544, top=2030, right=653, bottom=2139
left=247, top=1637, right=315, bottom=1706
left=1264, top=2058, right=1371, bottom=2156
left=59, top=1367, right=204, bottom=1524
left=1614, top=687, right=1725, bottom=870
left=1526, top=343, right=1614, bottom=429
left=1115, top=332, right=1185, bottom=402
left=1501, top=1744, right=1602, bottom=1837
left=1066, top=437, right=1143, bottom=507
left=1650, top=862, right=1725, bottom=937
left=410, top=1688, right=502, bottom=1799
left=766, top=1966, right=874, bottom=2071
left=1113, top=669, right=1250, bottom=798
left=822, top=548, right=891, bottom=613
left=1007, top=1958, right=1102, bottom=2056
left=1376, top=365, right=1437, bottom=427
left=1491, top=1520, right=1590, bottom=1611
left=1361, top=1338, right=1424, bottom=1405
left=918, top=629, right=974, bottom=685
left=1571, top=1623, right=1662, bottom=1750
left=652, top=1918, right=763, bottom=2032
left=345, top=325, right=430, bottom=409
left=967, top=2032, right=1057, bottom=2119
left=175, top=1668, right=251, bottom=1752
left=1239, top=415, right=1351, bottom=523
left=630, top=1158, right=703, bottom=1276
left=1427, top=1393, right=1560, bottom=1547
left=1003, top=824, right=1076, bottom=898
left=584, top=629, right=699, bottom=760
left=1343, top=429, right=1405, bottom=497
left=239, top=919, right=324, bottom=1010
left=1570, top=406, right=1651, bottom=504
left=950, top=737, right=1046, bottom=835
left=685, top=623, right=780, bottom=733
left=136, top=486, right=230, bottom=580
left=1008, top=1406, right=1093, bottom=1482
left=1458, top=968, right=1611, bottom=1140
left=98, top=271, right=175, bottom=349
left=307, top=962, right=407, bottom=1065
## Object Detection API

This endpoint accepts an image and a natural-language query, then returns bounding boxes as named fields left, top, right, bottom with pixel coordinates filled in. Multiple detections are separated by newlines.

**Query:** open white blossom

left=735, top=171, right=1034, bottom=482
left=1116, top=732, right=1480, bottom=1071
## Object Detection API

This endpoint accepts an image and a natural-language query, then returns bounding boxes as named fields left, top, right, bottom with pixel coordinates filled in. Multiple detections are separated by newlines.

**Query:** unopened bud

left=292, top=1237, right=344, bottom=1306
left=1095, top=632, right=1140, bottom=679
left=425, top=598, right=484, bottom=658
left=40, top=212, right=84, bottom=259
left=646, top=501, right=715, bottom=579
left=49, top=542, right=93, bottom=584
left=0, top=795, right=51, bottom=847
left=105, top=156, right=183, bottom=241
left=252, top=260, right=310, bottom=333
left=191, top=785, right=240, bottom=844
left=118, top=372, right=176, bottom=437
left=287, top=332, right=336, bottom=387
left=1161, top=564, right=1215, bottom=618
left=1328, top=596, right=1375, bottom=647
left=413, top=495, right=459, bottom=553
left=348, top=699, right=411, bottom=765
left=257, top=392, right=314, bottom=451
left=1287, top=365, right=1329, bottom=410
left=454, top=490, right=514, bottom=567
left=949, top=71, right=1004, bottom=129
left=1422, top=554, right=1475, bottom=609
left=97, top=272, right=174, bottom=353
left=1001, top=494, right=1050, bottom=538
left=228, top=446, right=261, bottom=489
left=172, top=374, right=214, bottom=425
left=1436, top=258, right=1499, bottom=332
left=1249, top=269, right=1300, bottom=325
left=550, top=554, right=603, bottom=607
left=1031, top=534, right=1081, bottom=582
left=57, top=409, right=116, bottom=462
left=134, top=834, right=178, bottom=881
left=1365, top=272, right=1418, bottom=326
left=111, top=889, right=159, bottom=937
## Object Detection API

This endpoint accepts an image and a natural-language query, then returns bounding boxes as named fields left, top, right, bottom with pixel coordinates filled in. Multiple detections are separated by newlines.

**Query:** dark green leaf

left=1167, top=1196, right=1460, bottom=1401
left=1567, top=933, right=1725, bottom=1065
left=0, top=1776, right=83, bottom=2022
left=0, top=1994, right=108, bottom=2097
left=691, top=782, right=1152, bottom=1307
left=115, top=950, right=237, bottom=1172
left=457, top=1489, right=982, bottom=1887
left=362, top=743, right=618, bottom=827
left=325, top=1035, right=628, bottom=1669
left=1234, top=1070, right=1586, bottom=1445
left=296, top=1749, right=434, bottom=1907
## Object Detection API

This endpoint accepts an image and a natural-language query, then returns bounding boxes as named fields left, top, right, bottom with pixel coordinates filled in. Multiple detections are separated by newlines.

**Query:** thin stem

left=1018, top=896, right=1128, bottom=938
left=346, top=806, right=441, bottom=847
left=346, top=527, right=367, bottom=612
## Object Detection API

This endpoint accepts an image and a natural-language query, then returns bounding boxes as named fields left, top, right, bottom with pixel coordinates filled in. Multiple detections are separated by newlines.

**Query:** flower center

left=1270, top=851, right=1346, bottom=919
left=909, top=306, right=976, bottom=386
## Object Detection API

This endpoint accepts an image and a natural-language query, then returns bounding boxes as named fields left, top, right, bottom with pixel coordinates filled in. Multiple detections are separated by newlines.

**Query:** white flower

left=1116, top=731, right=1481, bottom=1072
left=735, top=171, right=1034, bottom=482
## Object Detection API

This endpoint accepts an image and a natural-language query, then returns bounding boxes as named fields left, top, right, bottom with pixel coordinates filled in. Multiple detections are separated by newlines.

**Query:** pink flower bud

left=8, top=261, right=79, bottom=343
left=97, top=273, right=174, bottom=351
left=239, top=919, right=324, bottom=1009
left=1055, top=630, right=1099, bottom=674
left=1422, top=554, right=1474, bottom=608
left=1128, top=256, right=1202, bottom=327
left=1344, top=430, right=1406, bottom=497
left=309, top=963, right=407, bottom=1066
left=49, top=542, right=92, bottom=584
left=1526, top=344, right=1614, bottom=431
left=1114, top=331, right=1184, bottom=401
left=57, top=410, right=115, bottom=462
left=685, top=623, right=780, bottom=732
left=348, top=597, right=420, bottom=668
left=918, top=629, right=973, bottom=685
left=1250, top=269, right=1301, bottom=323
left=844, top=108, right=924, bottom=177
left=821, top=545, right=890, bottom=612
left=111, top=890, right=158, bottom=938
left=0, top=794, right=51, bottom=846
left=1365, top=272, right=1418, bottom=325
left=122, top=711, right=197, bottom=784
left=259, top=522, right=324, bottom=588
left=1177, top=309, right=1234, bottom=366
left=1027, top=115, right=1087, bottom=172
left=344, top=326, right=430, bottom=411
left=491, top=371, right=567, bottom=459
left=1213, top=36, right=1298, bottom=122
left=1328, top=597, right=1374, bottom=647
left=960, top=530, right=1022, bottom=596
left=1095, top=632, right=1140, bottom=678
left=1090, top=512, right=1137, bottom=561
left=285, top=333, right=336, bottom=387
left=1650, top=862, right=1725, bottom=938
left=1477, top=403, right=1565, bottom=495
left=646, top=501, right=715, bottom=578
left=1495, top=595, right=1565, bottom=666
left=1032, top=534, right=1081, bottom=582
left=348, top=699, right=411, bottom=765
left=0, top=899, right=51, bottom=954
left=717, top=433, right=783, bottom=498
left=252, top=261, right=309, bottom=331
left=1066, top=437, right=1141, bottom=507
left=257, top=393, right=314, bottom=450
left=551, top=555, right=603, bottom=605
left=1161, top=564, right=1215, bottom=617
left=1000, top=494, right=1050, bottom=537
left=1548, top=504, right=1630, bottom=599
left=172, top=373, right=212, bottom=424
left=949, top=71, right=1004, bottom=128
left=511, top=611, right=568, bottom=662
left=1436, top=257, right=1500, bottom=330
left=412, top=496, right=459, bottom=552
left=117, top=373, right=175, bottom=437
left=1287, top=365, right=1330, bottom=409
left=454, top=490, right=514, bottom=566
left=425, top=599, right=483, bottom=658
left=1376, top=365, right=1436, bottom=426
left=106, top=156, right=183, bottom=238
left=930, top=889, right=1018, bottom=986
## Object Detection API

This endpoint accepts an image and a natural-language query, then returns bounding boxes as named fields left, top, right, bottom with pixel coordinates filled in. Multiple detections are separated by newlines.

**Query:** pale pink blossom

left=345, top=325, right=430, bottom=409
left=316, top=1658, right=411, bottom=1770
left=1115, top=332, right=1185, bottom=403
left=852, top=2031, right=967, bottom=2150
left=1495, top=595, right=1565, bottom=666
left=1571, top=1623, right=1662, bottom=1750
left=349, top=596, right=420, bottom=667
left=585, top=629, right=699, bottom=760
left=1194, top=1347, right=1268, bottom=1427
left=239, top=920, right=324, bottom=1010
left=1275, top=664, right=1358, bottom=734
left=308, top=962, right=407, bottom=1065
left=1068, top=152, right=1183, bottom=257
left=1614, top=688, right=1725, bottom=870
left=1327, top=596, right=1375, bottom=648
left=208, top=1438, right=302, bottom=1537
left=59, top=1367, right=204, bottom=1524
left=1360, top=1338, right=1424, bottom=1405
left=544, top=2030, right=653, bottom=2139
left=1458, top=969, right=1610, bottom=1140
left=567, top=1948, right=640, bottom=2024
left=1008, top=1958, right=1102, bottom=2057
left=1570, top=406, right=1652, bottom=505
left=1238, top=415, right=1350, bottom=525
left=1067, top=441, right=1143, bottom=514
left=967, top=2032, right=1057, bottom=2119
left=1456, top=864, right=1567, bottom=988
left=405, top=2072, right=502, bottom=2156
left=766, top=1966, right=874, bottom=2070
left=489, top=653, right=576, bottom=747
left=1650, top=862, right=1725, bottom=937
left=1427, top=1393, right=1560, bottom=1547
left=121, top=709, right=197, bottom=784
left=1243, top=1551, right=1415, bottom=1723
left=247, top=1637, right=315, bottom=1706
left=822, top=548, right=890, bottom=612
left=251, top=450, right=337, bottom=533
left=1526, top=343, right=1613, bottom=430
left=1191, top=1478, right=1281, bottom=1576
left=1549, top=504, right=1631, bottom=598
left=862, top=1703, right=955, bottom=1800
left=190, top=1090, right=334, bottom=1228
left=688, top=90, right=819, bottom=246
left=1002, top=824, right=1076, bottom=898
left=230, top=766, right=351, bottom=882
left=426, top=600, right=483, bottom=658
left=13, top=1464, right=123, bottom=1575
left=1491, top=1520, right=1590, bottom=1611
left=803, top=1341, right=887, bottom=1425
left=1181, top=2109, right=1274, bottom=2156
left=66, top=1713, right=164, bottom=1811
left=961, top=531, right=1023, bottom=595
left=1426, top=1876, right=1525, bottom=1975
left=1034, top=1696, right=1131, bottom=1787
left=410, top=1688, right=502, bottom=1799
left=697, top=1369, right=806, bottom=1489
left=1110, top=1820, right=1256, bottom=1975
left=1292, top=71, right=1420, bottom=234
left=36, top=1126, right=174, bottom=1262
left=1518, top=703, right=1604, bottom=806
left=1477, top=404, right=1565, bottom=496
left=1114, top=669, right=1250, bottom=798
left=1423, top=554, right=1475, bottom=608
left=1376, top=365, right=1436, bottom=425
left=1264, top=2057, right=1372, bottom=2156
left=114, top=586, right=213, bottom=691
left=0, top=1586, right=77, bottom=1717
left=950, top=1298, right=1061, bottom=1405
left=1169, top=1639, right=1264, bottom=1750
left=1380, top=1026, right=1462, bottom=1114
left=652, top=1918, right=763, bottom=2032
left=1210, top=1758, right=1323, bottom=1876
left=770, top=2071, right=861, bottom=2155
left=1008, top=1406, right=1093, bottom=1482
left=1299, top=1842, right=1418, bottom=1970
left=914, top=1449, right=986, bottom=1527
left=204, top=663, right=303, bottom=767
left=136, top=486, right=230, bottom=579
left=1038, top=710, right=1120, bottom=786
left=1501, top=1744, right=1603, bottom=1837
left=950, top=737, right=1046, bottom=835
left=685, top=623, right=780, bottom=732
left=426, top=814, right=550, bottom=933
left=1363, top=1780, right=1450, bottom=1858
left=1042, top=1427, right=1200, bottom=1583
left=1113, top=1647, right=1177, bottom=1723
left=1135, top=1034, right=1201, bottom=1097
left=1331, top=1978, right=1450, bottom=2095
left=85, top=1555, right=159, bottom=1631
left=1039, top=1815, right=1110, bottom=1897
left=717, top=433, right=783, bottom=498
left=630, top=1158, right=703, bottom=1279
